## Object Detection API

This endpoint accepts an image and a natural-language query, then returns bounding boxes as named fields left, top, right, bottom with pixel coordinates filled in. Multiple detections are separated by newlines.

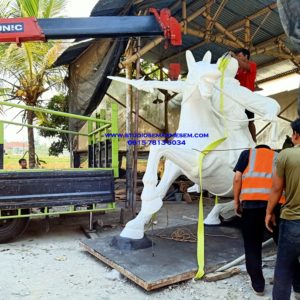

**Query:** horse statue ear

left=202, top=51, right=212, bottom=63
left=186, top=50, right=196, bottom=70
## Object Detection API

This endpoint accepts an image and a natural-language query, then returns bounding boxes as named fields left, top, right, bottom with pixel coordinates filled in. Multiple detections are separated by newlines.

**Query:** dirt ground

left=0, top=201, right=295, bottom=300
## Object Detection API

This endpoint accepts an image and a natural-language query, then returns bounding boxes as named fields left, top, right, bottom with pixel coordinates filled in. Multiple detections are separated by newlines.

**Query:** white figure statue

left=108, top=51, right=281, bottom=239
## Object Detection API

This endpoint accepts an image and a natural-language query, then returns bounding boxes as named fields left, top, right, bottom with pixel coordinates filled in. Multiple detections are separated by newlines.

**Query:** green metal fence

left=0, top=100, right=119, bottom=176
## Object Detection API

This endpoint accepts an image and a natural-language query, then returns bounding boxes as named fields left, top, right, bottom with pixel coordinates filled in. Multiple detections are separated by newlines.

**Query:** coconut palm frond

left=0, top=43, right=10, bottom=62
left=0, top=87, right=11, bottom=97
left=42, top=0, right=66, bottom=18
left=0, top=77, right=20, bottom=90
left=0, top=0, right=12, bottom=17
left=23, top=44, right=35, bottom=79
left=16, top=0, right=39, bottom=17
left=0, top=0, right=19, bottom=18
left=3, top=44, right=31, bottom=75
left=43, top=42, right=64, bottom=69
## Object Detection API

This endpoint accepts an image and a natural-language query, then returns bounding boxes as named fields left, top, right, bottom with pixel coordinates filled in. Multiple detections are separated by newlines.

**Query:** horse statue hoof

left=118, top=198, right=163, bottom=240
left=110, top=235, right=152, bottom=250
left=120, top=225, right=145, bottom=239
left=204, top=204, right=222, bottom=225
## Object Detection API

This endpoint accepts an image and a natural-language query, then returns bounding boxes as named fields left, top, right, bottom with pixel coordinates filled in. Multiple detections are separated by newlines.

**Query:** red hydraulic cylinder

left=169, top=63, right=181, bottom=80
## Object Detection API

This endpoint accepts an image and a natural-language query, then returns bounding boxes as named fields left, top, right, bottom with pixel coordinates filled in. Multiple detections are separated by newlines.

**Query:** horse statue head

left=184, top=51, right=221, bottom=103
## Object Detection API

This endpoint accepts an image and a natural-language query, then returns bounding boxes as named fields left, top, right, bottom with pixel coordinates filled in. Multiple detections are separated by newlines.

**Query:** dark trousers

left=241, top=206, right=280, bottom=292
left=273, top=219, right=300, bottom=300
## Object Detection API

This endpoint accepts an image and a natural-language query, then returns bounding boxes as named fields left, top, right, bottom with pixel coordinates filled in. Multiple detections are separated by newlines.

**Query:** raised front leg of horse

left=120, top=145, right=199, bottom=239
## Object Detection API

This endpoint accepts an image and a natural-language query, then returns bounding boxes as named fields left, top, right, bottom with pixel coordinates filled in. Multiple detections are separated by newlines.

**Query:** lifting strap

left=194, top=56, right=230, bottom=279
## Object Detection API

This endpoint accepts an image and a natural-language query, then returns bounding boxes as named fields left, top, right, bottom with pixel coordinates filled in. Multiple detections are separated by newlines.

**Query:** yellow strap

left=215, top=195, right=219, bottom=205
left=194, top=56, right=230, bottom=279
left=194, top=137, right=227, bottom=279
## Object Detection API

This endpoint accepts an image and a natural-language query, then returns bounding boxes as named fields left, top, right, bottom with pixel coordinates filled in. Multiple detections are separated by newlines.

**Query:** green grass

left=4, top=154, right=70, bottom=170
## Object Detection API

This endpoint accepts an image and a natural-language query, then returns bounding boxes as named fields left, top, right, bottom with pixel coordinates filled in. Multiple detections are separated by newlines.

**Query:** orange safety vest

left=240, top=148, right=285, bottom=204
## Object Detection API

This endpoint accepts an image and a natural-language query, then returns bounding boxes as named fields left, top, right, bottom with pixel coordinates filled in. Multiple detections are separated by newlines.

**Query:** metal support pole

left=0, top=101, right=111, bottom=124
left=133, top=37, right=141, bottom=216
left=125, top=43, right=134, bottom=209
left=99, top=109, right=105, bottom=168
left=182, top=0, right=187, bottom=35
left=0, top=119, right=89, bottom=136
left=111, top=103, right=119, bottom=177
left=164, top=95, right=169, bottom=137
left=88, top=121, right=93, bottom=168
left=0, top=122, right=3, bottom=169
left=161, top=68, right=169, bottom=139
left=89, top=211, right=94, bottom=231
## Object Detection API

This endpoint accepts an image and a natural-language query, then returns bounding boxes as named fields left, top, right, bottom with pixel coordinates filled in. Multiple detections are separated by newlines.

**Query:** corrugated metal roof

left=134, top=0, right=298, bottom=80
left=54, top=0, right=299, bottom=113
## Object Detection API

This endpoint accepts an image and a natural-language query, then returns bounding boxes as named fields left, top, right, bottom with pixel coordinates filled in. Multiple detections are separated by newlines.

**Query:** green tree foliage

left=0, top=0, right=66, bottom=168
left=139, top=61, right=168, bottom=80
left=39, top=94, right=69, bottom=156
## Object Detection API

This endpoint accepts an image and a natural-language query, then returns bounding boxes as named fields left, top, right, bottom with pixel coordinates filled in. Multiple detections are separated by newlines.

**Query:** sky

left=64, top=0, right=99, bottom=17
left=3, top=0, right=99, bottom=143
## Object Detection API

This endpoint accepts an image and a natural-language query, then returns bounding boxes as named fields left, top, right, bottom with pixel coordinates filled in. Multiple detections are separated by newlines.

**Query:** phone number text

left=127, top=139, right=186, bottom=146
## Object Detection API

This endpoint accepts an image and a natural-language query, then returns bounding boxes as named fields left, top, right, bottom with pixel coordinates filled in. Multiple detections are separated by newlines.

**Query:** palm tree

left=0, top=0, right=66, bottom=168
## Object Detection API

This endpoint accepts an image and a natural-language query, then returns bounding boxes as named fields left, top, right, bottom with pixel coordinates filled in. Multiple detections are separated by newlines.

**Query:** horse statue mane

left=108, top=50, right=281, bottom=239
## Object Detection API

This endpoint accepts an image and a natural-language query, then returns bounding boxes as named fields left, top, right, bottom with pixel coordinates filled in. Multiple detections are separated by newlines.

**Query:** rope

left=156, top=228, right=197, bottom=243
left=154, top=228, right=239, bottom=243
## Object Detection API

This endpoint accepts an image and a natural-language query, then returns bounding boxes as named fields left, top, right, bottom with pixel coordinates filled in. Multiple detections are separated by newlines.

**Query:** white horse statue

left=108, top=50, right=280, bottom=239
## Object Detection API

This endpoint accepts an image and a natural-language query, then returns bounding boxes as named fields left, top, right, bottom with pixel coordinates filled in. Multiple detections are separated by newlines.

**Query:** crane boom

left=0, top=8, right=181, bottom=46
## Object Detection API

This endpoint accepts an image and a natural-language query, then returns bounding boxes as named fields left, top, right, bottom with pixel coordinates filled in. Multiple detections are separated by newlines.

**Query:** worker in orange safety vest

left=233, top=145, right=285, bottom=296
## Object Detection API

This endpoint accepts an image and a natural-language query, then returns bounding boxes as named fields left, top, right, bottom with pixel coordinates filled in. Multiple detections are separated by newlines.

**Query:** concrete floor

left=0, top=198, right=288, bottom=300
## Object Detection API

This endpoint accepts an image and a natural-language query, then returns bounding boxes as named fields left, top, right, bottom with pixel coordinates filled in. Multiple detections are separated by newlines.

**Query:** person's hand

left=265, top=213, right=276, bottom=232
left=234, top=201, right=242, bottom=217
left=228, top=51, right=236, bottom=58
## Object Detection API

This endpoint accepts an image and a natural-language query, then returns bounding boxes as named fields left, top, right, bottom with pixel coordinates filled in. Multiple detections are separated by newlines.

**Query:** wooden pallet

left=80, top=224, right=244, bottom=291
